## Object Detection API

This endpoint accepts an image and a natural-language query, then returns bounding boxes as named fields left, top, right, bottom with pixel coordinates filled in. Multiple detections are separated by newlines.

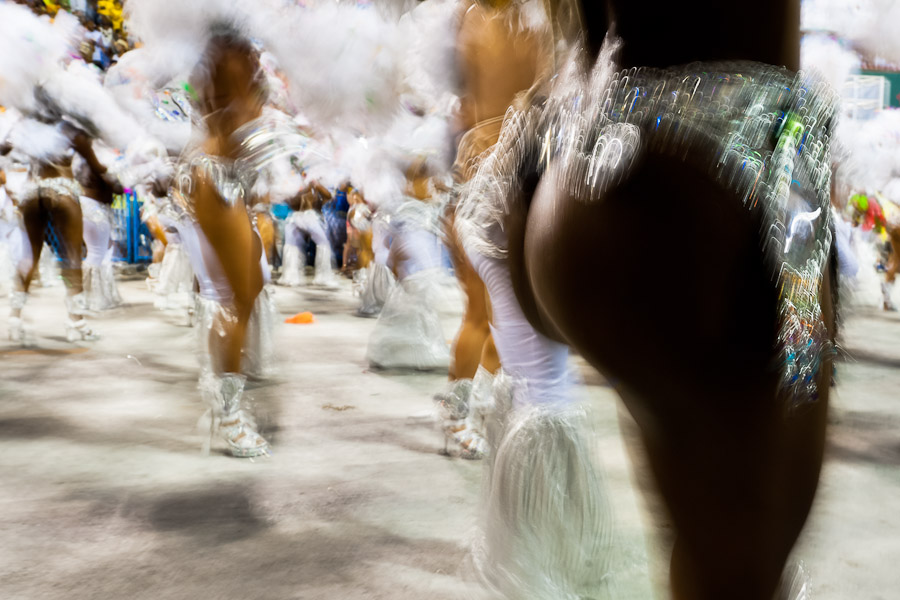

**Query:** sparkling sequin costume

left=173, top=117, right=284, bottom=380
left=457, top=56, right=838, bottom=410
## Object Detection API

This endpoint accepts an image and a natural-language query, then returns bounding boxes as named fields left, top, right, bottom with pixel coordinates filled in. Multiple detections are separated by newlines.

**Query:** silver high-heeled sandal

left=8, top=316, right=25, bottom=343
left=8, top=291, right=27, bottom=342
left=202, top=373, right=270, bottom=458
left=435, top=378, right=487, bottom=460
left=65, top=318, right=99, bottom=342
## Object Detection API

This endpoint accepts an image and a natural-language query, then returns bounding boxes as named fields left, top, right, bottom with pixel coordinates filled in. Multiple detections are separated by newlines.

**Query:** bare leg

left=256, top=212, right=276, bottom=266
left=14, top=195, right=45, bottom=301
left=8, top=195, right=44, bottom=341
left=48, top=193, right=86, bottom=320
left=447, top=213, right=493, bottom=380
left=194, top=181, right=268, bottom=458
left=882, top=226, right=899, bottom=311
left=194, top=179, right=263, bottom=375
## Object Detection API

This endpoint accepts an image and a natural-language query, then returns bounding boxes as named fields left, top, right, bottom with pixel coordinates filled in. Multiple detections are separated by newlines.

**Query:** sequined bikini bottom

left=457, top=58, right=839, bottom=410
left=20, top=177, right=83, bottom=207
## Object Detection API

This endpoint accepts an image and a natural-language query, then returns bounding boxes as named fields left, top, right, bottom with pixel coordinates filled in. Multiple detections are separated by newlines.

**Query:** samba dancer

left=457, top=1, right=838, bottom=597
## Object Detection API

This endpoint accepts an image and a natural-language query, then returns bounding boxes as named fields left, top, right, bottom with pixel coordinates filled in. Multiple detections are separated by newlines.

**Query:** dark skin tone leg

left=15, top=196, right=46, bottom=296
left=49, top=194, right=86, bottom=300
left=16, top=193, right=85, bottom=300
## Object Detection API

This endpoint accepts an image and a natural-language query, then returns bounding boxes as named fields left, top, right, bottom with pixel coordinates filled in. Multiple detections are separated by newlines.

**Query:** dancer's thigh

left=256, top=212, right=275, bottom=262
left=195, top=188, right=263, bottom=314
left=16, top=196, right=44, bottom=286
left=47, top=193, right=84, bottom=270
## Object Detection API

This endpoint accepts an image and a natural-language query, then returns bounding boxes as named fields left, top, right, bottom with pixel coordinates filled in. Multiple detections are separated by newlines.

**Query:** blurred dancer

left=280, top=179, right=338, bottom=288
left=883, top=220, right=900, bottom=311
left=343, top=186, right=373, bottom=275
left=366, top=161, right=450, bottom=370
left=0, top=168, right=16, bottom=298
left=4, top=114, right=121, bottom=343
left=846, top=192, right=900, bottom=311
left=457, top=0, right=837, bottom=598
left=435, top=0, right=546, bottom=459
left=323, top=183, right=350, bottom=270
left=356, top=203, right=396, bottom=318
left=177, top=28, right=275, bottom=458
left=144, top=176, right=195, bottom=314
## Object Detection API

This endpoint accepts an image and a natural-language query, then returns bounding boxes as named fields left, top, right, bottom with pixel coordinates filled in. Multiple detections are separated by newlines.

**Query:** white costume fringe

left=277, top=241, right=306, bottom=287
left=80, top=196, right=122, bottom=311
left=243, top=285, right=278, bottom=380
left=195, top=286, right=277, bottom=380
left=366, top=267, right=449, bottom=370
left=471, top=374, right=615, bottom=600
left=357, top=261, right=396, bottom=318
left=153, top=240, right=194, bottom=309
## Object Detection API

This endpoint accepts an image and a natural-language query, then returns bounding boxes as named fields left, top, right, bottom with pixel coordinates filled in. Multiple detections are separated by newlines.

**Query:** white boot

left=201, top=373, right=269, bottom=458
left=8, top=291, right=27, bottom=343
left=882, top=281, right=897, bottom=311
left=313, top=245, right=338, bottom=289
left=473, top=395, right=614, bottom=600
left=434, top=378, right=481, bottom=459
left=65, top=317, right=99, bottom=342
left=65, top=292, right=98, bottom=341
left=278, top=243, right=305, bottom=287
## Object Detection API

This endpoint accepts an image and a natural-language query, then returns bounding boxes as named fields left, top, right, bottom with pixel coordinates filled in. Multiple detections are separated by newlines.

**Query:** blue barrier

left=39, top=193, right=150, bottom=264
left=44, top=216, right=64, bottom=260
left=112, top=192, right=153, bottom=263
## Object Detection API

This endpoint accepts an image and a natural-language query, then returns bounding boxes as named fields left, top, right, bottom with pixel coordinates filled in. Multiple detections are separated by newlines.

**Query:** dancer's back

left=456, top=1, right=543, bottom=131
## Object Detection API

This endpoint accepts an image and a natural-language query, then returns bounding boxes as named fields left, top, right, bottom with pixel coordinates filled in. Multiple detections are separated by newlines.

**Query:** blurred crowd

left=10, top=0, right=131, bottom=69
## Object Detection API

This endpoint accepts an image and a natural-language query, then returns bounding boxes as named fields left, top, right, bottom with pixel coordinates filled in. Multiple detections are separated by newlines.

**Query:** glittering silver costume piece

left=175, top=111, right=324, bottom=215
left=198, top=371, right=270, bottom=458
left=20, top=177, right=83, bottom=206
left=457, top=48, right=838, bottom=410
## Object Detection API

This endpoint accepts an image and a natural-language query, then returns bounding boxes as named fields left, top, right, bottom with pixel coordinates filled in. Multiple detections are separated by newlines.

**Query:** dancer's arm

left=72, top=132, right=123, bottom=203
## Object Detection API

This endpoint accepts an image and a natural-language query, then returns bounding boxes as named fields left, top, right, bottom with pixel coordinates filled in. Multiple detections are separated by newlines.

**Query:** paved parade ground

left=1, top=276, right=898, bottom=599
